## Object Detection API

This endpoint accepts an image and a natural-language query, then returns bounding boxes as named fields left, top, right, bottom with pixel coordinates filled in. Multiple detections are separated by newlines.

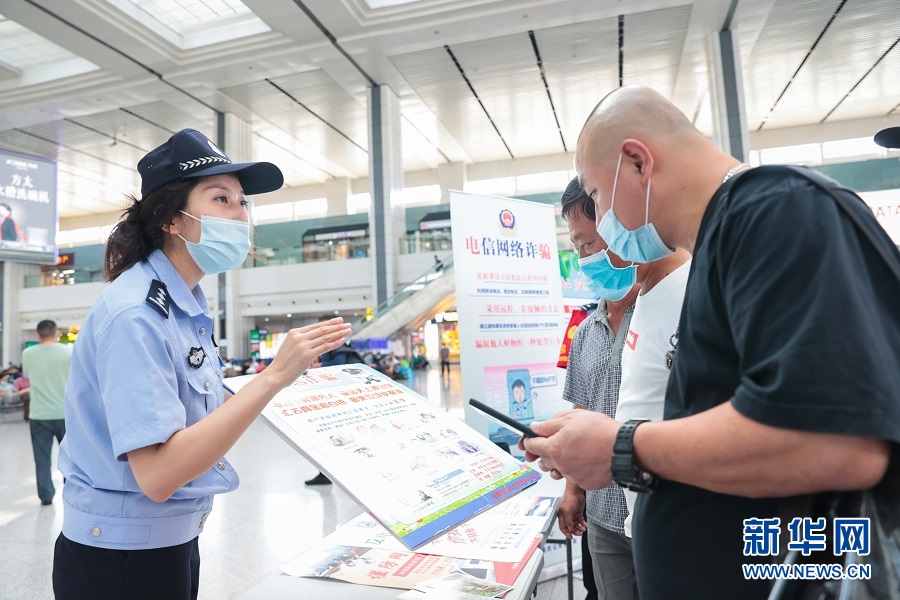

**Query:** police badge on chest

left=188, top=347, right=206, bottom=369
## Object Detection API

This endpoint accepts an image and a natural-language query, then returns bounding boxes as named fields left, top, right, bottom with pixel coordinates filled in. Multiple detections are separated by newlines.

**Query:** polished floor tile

left=0, top=365, right=579, bottom=600
left=406, top=363, right=465, bottom=418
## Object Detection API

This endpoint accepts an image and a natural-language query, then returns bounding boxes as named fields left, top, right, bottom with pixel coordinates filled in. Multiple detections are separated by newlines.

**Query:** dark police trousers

left=53, top=534, right=200, bottom=600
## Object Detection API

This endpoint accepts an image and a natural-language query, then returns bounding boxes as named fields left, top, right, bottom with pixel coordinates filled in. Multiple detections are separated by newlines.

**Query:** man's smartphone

left=469, top=398, right=540, bottom=438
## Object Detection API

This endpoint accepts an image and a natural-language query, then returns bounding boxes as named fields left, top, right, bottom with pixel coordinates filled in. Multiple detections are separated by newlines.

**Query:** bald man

left=521, top=86, right=900, bottom=599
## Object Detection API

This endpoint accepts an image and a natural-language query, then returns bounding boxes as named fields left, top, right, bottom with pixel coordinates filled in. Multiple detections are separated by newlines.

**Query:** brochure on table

left=323, top=493, right=558, bottom=563
left=328, top=511, right=543, bottom=563
left=402, top=571, right=514, bottom=598
left=282, top=538, right=539, bottom=590
left=225, top=365, right=540, bottom=550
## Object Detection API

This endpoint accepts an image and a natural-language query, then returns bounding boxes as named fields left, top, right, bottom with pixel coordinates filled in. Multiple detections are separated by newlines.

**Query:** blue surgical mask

left=178, top=211, right=251, bottom=274
left=596, top=153, right=674, bottom=263
left=578, top=249, right=637, bottom=301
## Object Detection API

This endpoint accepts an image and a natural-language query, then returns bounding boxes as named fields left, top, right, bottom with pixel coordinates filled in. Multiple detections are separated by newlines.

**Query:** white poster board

left=226, top=365, right=539, bottom=550
left=450, top=192, right=570, bottom=447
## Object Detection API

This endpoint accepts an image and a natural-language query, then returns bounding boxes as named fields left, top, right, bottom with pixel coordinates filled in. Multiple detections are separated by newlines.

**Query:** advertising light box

left=0, top=149, right=58, bottom=264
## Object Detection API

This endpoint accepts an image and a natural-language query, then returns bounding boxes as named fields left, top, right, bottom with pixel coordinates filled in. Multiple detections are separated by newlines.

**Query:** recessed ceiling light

left=286, top=313, right=292, bottom=318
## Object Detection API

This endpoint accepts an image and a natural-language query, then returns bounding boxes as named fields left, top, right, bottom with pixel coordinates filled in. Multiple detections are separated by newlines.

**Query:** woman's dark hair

left=105, top=178, right=202, bottom=281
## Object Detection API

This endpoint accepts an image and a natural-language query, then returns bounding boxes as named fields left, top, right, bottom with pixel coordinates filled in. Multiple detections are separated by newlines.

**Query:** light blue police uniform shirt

left=58, top=249, right=238, bottom=550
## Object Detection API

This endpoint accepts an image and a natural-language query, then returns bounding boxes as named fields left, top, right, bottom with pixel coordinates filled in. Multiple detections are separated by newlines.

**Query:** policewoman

left=52, top=129, right=352, bottom=600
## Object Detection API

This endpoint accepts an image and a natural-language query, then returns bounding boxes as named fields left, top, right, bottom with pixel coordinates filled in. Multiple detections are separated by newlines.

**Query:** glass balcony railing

left=244, top=236, right=371, bottom=268
left=24, top=268, right=105, bottom=289
left=400, top=230, right=452, bottom=255
left=25, top=229, right=455, bottom=287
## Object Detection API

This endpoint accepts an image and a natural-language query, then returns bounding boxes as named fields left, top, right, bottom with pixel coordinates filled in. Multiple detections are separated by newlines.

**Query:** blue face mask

left=578, top=249, right=637, bottom=301
left=178, top=211, right=251, bottom=274
left=596, top=153, right=674, bottom=263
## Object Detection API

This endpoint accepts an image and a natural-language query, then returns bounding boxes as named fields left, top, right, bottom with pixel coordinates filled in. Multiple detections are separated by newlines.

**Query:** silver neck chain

left=723, top=163, right=751, bottom=183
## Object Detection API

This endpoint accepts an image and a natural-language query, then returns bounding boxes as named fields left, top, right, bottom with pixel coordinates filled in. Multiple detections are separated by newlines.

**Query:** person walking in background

left=21, top=320, right=72, bottom=505
left=439, top=344, right=450, bottom=377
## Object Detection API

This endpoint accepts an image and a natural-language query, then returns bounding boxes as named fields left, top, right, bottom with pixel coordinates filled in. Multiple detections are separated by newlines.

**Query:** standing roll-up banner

left=450, top=190, right=584, bottom=581
left=450, top=191, right=570, bottom=447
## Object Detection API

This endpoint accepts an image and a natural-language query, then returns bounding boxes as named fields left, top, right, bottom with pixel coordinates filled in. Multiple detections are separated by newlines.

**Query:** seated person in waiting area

left=15, top=373, right=30, bottom=420
left=522, top=86, right=900, bottom=599
left=0, top=369, right=17, bottom=403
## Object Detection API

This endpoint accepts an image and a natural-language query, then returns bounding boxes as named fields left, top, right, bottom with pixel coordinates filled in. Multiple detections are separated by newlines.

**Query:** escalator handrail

left=371, top=256, right=453, bottom=317
left=350, top=257, right=454, bottom=340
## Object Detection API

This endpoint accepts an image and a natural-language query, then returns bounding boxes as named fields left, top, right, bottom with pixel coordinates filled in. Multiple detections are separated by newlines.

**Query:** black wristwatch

left=611, top=419, right=658, bottom=493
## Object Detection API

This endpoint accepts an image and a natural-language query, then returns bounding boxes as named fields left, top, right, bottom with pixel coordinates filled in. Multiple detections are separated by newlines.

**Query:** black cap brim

left=874, top=127, right=900, bottom=150
left=182, top=161, right=284, bottom=195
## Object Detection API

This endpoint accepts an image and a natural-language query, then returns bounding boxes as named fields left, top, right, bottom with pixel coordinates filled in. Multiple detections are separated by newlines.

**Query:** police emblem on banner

left=188, top=347, right=206, bottom=369
left=498, top=208, right=517, bottom=236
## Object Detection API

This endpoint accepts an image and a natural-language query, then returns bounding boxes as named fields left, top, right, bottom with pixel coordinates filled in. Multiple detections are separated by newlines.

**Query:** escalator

left=350, top=258, right=456, bottom=340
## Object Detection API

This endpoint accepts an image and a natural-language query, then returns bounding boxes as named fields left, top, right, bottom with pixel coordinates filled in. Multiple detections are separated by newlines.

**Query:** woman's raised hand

left=262, top=318, right=352, bottom=388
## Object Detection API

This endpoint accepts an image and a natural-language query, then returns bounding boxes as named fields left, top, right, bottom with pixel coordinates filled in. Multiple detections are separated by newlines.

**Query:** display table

left=238, top=464, right=567, bottom=600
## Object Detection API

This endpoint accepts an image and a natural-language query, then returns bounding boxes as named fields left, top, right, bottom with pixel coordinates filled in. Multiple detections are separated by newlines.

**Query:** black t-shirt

left=632, top=166, right=900, bottom=599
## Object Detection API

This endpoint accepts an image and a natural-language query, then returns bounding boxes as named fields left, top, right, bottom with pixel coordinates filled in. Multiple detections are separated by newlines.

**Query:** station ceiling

left=0, top=0, right=898, bottom=219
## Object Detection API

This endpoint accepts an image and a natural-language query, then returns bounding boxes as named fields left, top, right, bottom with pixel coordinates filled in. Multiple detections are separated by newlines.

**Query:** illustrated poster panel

left=226, top=365, right=539, bottom=550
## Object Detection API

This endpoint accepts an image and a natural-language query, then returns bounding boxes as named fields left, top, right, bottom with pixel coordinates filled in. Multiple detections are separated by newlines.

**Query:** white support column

left=709, top=28, right=749, bottom=161
left=325, top=177, right=352, bottom=217
left=2, top=262, right=36, bottom=365
left=367, top=85, right=405, bottom=305
left=223, top=113, right=253, bottom=164
left=219, top=112, right=253, bottom=359
left=438, top=162, right=466, bottom=206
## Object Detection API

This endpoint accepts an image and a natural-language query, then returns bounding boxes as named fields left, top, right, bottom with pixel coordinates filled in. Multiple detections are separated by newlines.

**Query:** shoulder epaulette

left=145, top=279, right=170, bottom=319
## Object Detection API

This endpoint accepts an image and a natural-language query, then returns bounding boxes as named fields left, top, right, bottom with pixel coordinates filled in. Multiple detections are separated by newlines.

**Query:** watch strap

left=611, top=419, right=657, bottom=492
